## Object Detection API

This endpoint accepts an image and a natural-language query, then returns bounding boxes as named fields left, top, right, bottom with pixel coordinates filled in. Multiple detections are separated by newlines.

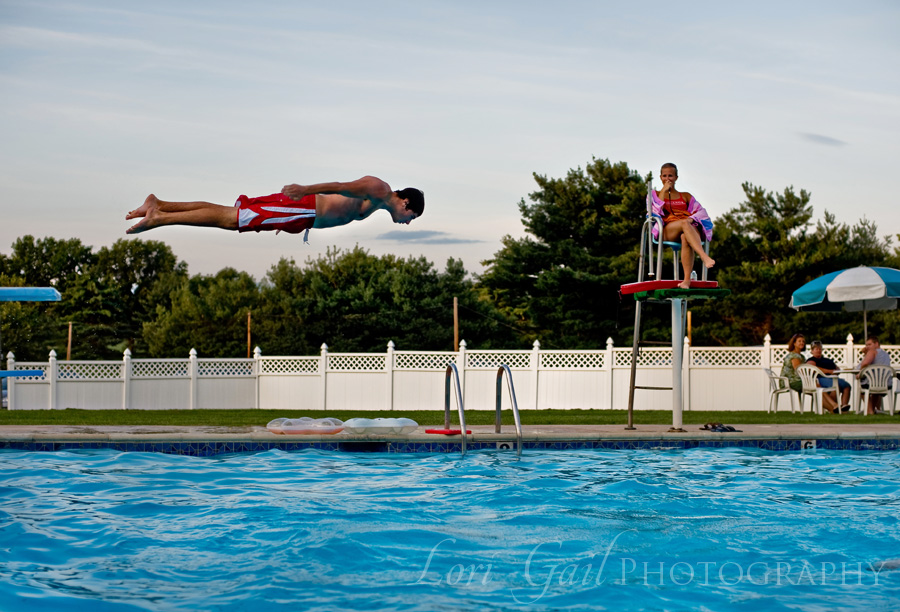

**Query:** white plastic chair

left=894, top=374, right=900, bottom=415
left=859, top=365, right=896, bottom=416
left=796, top=364, right=838, bottom=415
left=763, top=368, right=797, bottom=413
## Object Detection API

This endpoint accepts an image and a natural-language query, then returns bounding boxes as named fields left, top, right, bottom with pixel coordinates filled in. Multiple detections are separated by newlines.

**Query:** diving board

left=0, top=287, right=62, bottom=302
left=0, top=370, right=43, bottom=378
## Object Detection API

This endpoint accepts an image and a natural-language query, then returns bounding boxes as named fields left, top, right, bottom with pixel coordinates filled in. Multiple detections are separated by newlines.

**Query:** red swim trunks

left=235, top=193, right=317, bottom=234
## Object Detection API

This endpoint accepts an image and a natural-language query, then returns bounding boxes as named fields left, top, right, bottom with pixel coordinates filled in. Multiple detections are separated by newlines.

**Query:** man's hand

left=282, top=184, right=307, bottom=200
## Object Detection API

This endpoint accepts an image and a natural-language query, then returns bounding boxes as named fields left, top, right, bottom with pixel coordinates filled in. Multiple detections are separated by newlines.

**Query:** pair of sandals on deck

left=699, top=422, right=742, bottom=433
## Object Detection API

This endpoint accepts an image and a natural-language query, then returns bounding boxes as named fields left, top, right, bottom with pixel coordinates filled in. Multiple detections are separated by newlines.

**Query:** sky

left=2, top=0, right=899, bottom=281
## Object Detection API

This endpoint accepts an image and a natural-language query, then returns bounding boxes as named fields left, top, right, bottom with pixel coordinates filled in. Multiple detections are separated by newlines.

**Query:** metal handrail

left=444, top=364, right=467, bottom=456
left=495, top=365, right=523, bottom=456
left=637, top=179, right=666, bottom=281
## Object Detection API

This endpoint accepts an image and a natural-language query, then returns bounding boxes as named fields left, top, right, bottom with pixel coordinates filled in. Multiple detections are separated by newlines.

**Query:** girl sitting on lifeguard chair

left=650, top=163, right=716, bottom=288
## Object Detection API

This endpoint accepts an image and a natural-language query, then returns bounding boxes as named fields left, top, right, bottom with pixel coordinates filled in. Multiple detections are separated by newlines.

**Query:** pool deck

left=3, top=423, right=900, bottom=454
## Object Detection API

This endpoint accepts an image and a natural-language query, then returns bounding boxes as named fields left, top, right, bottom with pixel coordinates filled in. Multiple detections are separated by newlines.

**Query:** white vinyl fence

left=5, top=336, right=898, bottom=412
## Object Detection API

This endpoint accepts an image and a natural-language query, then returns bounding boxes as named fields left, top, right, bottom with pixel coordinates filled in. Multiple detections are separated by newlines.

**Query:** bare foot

left=126, top=195, right=160, bottom=234
left=701, top=255, right=716, bottom=269
left=678, top=279, right=691, bottom=289
left=126, top=194, right=158, bottom=221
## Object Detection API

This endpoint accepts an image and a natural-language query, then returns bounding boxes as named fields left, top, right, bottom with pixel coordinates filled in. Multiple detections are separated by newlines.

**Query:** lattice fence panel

left=260, top=358, right=319, bottom=374
left=822, top=348, right=845, bottom=362
left=58, top=362, right=122, bottom=380
left=394, top=353, right=457, bottom=370
left=466, top=352, right=531, bottom=369
left=691, top=349, right=761, bottom=367
left=613, top=350, right=631, bottom=367
left=11, top=365, right=47, bottom=381
left=133, top=360, right=190, bottom=378
left=613, top=349, right=673, bottom=367
left=198, top=360, right=253, bottom=377
left=540, top=352, right=605, bottom=369
left=771, top=348, right=789, bottom=365
left=328, top=354, right=385, bottom=372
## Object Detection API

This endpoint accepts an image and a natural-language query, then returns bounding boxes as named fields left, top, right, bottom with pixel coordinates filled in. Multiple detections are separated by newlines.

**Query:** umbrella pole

left=864, top=306, right=868, bottom=339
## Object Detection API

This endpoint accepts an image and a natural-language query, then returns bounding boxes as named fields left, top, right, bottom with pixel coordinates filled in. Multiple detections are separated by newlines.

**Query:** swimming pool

left=1, top=448, right=898, bottom=611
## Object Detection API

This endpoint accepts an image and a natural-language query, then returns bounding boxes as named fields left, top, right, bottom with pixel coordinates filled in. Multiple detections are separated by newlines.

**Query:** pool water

left=1, top=448, right=899, bottom=611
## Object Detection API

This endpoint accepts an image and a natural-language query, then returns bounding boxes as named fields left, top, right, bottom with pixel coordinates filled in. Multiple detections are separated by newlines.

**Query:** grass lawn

left=0, top=408, right=895, bottom=427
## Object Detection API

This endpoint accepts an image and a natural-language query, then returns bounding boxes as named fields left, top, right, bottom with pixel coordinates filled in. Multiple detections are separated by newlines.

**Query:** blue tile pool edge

left=2, top=437, right=899, bottom=456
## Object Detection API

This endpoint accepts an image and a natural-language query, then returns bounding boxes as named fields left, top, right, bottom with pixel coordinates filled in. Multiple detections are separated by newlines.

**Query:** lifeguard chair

left=621, top=180, right=728, bottom=431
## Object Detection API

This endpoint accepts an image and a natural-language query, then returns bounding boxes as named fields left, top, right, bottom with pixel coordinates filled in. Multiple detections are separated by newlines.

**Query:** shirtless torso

left=283, top=175, right=415, bottom=227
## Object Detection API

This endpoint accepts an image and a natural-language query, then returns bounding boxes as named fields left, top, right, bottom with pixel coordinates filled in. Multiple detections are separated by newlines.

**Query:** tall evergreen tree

left=478, top=158, right=655, bottom=347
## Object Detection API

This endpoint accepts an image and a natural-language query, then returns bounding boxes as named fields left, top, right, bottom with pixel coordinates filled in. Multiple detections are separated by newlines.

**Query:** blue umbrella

left=790, top=266, right=900, bottom=337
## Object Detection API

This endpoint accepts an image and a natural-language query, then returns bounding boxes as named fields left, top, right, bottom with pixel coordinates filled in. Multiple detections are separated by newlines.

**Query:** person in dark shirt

left=807, top=340, right=851, bottom=413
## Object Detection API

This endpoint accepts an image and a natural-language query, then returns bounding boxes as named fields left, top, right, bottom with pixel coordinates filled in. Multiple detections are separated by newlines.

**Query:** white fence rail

left=5, top=336, right=897, bottom=412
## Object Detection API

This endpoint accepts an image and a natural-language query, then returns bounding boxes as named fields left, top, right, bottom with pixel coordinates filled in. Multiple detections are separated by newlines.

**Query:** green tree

left=0, top=237, right=97, bottom=359
left=690, top=184, right=895, bottom=345
left=255, top=247, right=517, bottom=355
left=54, top=273, right=125, bottom=359
left=93, top=239, right=188, bottom=354
left=478, top=158, right=653, bottom=347
left=0, top=274, right=58, bottom=362
left=4, top=236, right=95, bottom=293
left=142, top=268, right=260, bottom=357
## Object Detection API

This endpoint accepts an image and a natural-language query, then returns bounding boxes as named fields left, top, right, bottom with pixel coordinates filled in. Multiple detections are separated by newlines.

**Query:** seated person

left=649, top=163, right=715, bottom=288
left=806, top=340, right=850, bottom=413
left=857, top=334, right=892, bottom=415
left=780, top=333, right=806, bottom=394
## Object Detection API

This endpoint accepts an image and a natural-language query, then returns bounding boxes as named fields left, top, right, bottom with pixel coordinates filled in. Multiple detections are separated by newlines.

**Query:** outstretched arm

left=282, top=176, right=392, bottom=201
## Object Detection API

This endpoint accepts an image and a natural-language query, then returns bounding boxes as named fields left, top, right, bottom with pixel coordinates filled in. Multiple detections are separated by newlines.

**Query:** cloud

left=799, top=132, right=847, bottom=147
left=375, top=230, right=483, bottom=244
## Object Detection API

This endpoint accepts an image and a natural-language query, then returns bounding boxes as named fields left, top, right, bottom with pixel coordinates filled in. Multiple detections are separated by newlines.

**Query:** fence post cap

left=189, top=348, right=197, bottom=357
left=253, top=346, right=262, bottom=357
left=123, top=348, right=132, bottom=357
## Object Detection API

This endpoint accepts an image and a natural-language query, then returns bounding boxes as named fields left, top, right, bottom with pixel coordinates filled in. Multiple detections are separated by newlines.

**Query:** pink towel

left=649, top=190, right=713, bottom=242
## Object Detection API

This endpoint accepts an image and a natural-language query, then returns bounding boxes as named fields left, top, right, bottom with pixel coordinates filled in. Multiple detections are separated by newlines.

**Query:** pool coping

left=3, top=424, right=900, bottom=454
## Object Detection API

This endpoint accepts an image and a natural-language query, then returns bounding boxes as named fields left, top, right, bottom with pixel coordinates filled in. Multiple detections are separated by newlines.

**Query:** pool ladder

left=444, top=364, right=523, bottom=457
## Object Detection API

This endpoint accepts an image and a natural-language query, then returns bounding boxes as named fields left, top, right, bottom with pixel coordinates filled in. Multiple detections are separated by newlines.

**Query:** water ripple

left=1, top=448, right=899, bottom=610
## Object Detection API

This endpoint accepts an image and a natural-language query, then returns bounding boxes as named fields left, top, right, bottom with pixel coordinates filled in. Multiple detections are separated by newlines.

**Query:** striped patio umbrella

left=790, top=266, right=900, bottom=337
